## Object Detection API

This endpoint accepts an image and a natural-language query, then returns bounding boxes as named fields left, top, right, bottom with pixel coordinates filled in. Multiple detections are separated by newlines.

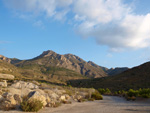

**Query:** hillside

left=88, top=61, right=128, bottom=76
left=106, top=67, right=129, bottom=76
left=12, top=50, right=107, bottom=78
left=0, top=59, right=21, bottom=77
left=68, top=62, right=150, bottom=91
left=0, top=55, right=85, bottom=83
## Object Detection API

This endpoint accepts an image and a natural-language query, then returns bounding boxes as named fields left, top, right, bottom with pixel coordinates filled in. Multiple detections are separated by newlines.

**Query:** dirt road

left=1, top=96, right=150, bottom=113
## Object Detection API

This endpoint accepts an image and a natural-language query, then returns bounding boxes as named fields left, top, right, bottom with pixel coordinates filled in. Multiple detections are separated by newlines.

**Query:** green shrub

left=127, top=89, right=138, bottom=97
left=98, top=88, right=106, bottom=94
left=139, top=88, right=150, bottom=98
left=98, top=88, right=111, bottom=95
left=91, top=91, right=103, bottom=100
left=21, top=99, right=43, bottom=112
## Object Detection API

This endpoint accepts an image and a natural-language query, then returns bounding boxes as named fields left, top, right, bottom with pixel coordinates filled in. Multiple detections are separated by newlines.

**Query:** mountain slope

left=68, top=62, right=150, bottom=91
left=87, top=61, right=129, bottom=76
left=12, top=50, right=107, bottom=78
left=106, top=67, right=129, bottom=76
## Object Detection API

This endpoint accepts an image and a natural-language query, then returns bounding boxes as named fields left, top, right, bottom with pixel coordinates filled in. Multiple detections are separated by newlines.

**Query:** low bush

left=21, top=99, right=43, bottom=112
left=91, top=91, right=103, bottom=100
left=127, top=89, right=138, bottom=97
left=98, top=88, right=111, bottom=95
left=139, top=88, right=150, bottom=98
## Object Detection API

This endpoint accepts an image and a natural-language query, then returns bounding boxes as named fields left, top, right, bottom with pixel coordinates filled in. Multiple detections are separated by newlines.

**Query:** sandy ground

left=1, top=96, right=150, bottom=113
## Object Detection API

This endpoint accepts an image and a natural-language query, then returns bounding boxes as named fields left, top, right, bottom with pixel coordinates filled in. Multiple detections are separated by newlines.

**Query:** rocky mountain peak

left=42, top=50, right=57, bottom=57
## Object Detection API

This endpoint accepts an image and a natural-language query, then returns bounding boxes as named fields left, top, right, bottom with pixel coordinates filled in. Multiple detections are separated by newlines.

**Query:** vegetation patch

left=21, top=97, right=43, bottom=112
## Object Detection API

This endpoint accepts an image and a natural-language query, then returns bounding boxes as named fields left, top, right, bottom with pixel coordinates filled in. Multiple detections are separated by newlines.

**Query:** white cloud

left=72, top=0, right=150, bottom=51
left=3, top=0, right=72, bottom=18
left=3, top=0, right=150, bottom=51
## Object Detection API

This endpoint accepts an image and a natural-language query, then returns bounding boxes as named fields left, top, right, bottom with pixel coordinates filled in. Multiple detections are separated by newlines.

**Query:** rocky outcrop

left=0, top=74, right=14, bottom=80
left=11, top=81, right=39, bottom=89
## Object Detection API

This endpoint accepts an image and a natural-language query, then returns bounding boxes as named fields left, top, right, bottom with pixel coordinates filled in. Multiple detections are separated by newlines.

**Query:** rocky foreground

left=0, top=79, right=99, bottom=112
left=0, top=96, right=150, bottom=113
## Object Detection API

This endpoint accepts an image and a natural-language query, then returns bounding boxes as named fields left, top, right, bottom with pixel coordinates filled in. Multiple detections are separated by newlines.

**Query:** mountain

left=106, top=67, right=129, bottom=76
left=0, top=59, right=21, bottom=78
left=68, top=62, right=150, bottom=91
left=87, top=61, right=128, bottom=76
left=11, top=50, right=107, bottom=78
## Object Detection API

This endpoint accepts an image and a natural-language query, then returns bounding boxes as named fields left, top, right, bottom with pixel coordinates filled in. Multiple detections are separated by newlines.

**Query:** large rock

left=0, top=93, right=17, bottom=110
left=8, top=88, right=32, bottom=97
left=11, top=81, right=39, bottom=89
left=0, top=74, right=14, bottom=80
left=28, top=91, right=47, bottom=107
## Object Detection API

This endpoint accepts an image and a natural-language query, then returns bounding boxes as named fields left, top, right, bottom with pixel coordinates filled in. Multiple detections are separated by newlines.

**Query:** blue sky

left=0, top=0, right=150, bottom=68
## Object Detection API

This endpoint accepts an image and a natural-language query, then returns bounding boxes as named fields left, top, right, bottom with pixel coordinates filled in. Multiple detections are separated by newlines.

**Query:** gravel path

left=1, top=96, right=150, bottom=113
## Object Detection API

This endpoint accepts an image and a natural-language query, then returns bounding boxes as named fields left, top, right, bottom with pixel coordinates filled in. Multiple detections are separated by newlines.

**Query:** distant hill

left=68, top=62, right=150, bottom=91
left=11, top=50, right=107, bottom=78
left=106, top=67, right=129, bottom=76
left=87, top=61, right=128, bottom=76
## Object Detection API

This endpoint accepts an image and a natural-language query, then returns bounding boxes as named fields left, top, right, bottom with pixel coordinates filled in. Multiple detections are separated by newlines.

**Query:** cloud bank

left=3, top=0, right=150, bottom=51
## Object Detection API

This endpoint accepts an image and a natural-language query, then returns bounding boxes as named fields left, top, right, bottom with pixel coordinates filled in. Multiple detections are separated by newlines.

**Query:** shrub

left=139, top=88, right=150, bottom=98
left=98, top=88, right=111, bottom=95
left=127, top=89, right=138, bottom=97
left=98, top=88, right=106, bottom=94
left=91, top=91, right=103, bottom=100
left=21, top=99, right=43, bottom=112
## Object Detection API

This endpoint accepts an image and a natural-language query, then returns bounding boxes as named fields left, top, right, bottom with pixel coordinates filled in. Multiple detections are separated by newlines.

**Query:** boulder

left=0, top=74, right=14, bottom=80
left=11, top=81, right=39, bottom=89
left=0, top=93, right=17, bottom=110
left=28, top=91, right=47, bottom=107
left=8, top=88, right=32, bottom=97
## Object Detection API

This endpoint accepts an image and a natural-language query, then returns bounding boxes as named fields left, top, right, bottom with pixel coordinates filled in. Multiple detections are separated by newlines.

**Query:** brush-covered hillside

left=68, top=62, right=150, bottom=91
